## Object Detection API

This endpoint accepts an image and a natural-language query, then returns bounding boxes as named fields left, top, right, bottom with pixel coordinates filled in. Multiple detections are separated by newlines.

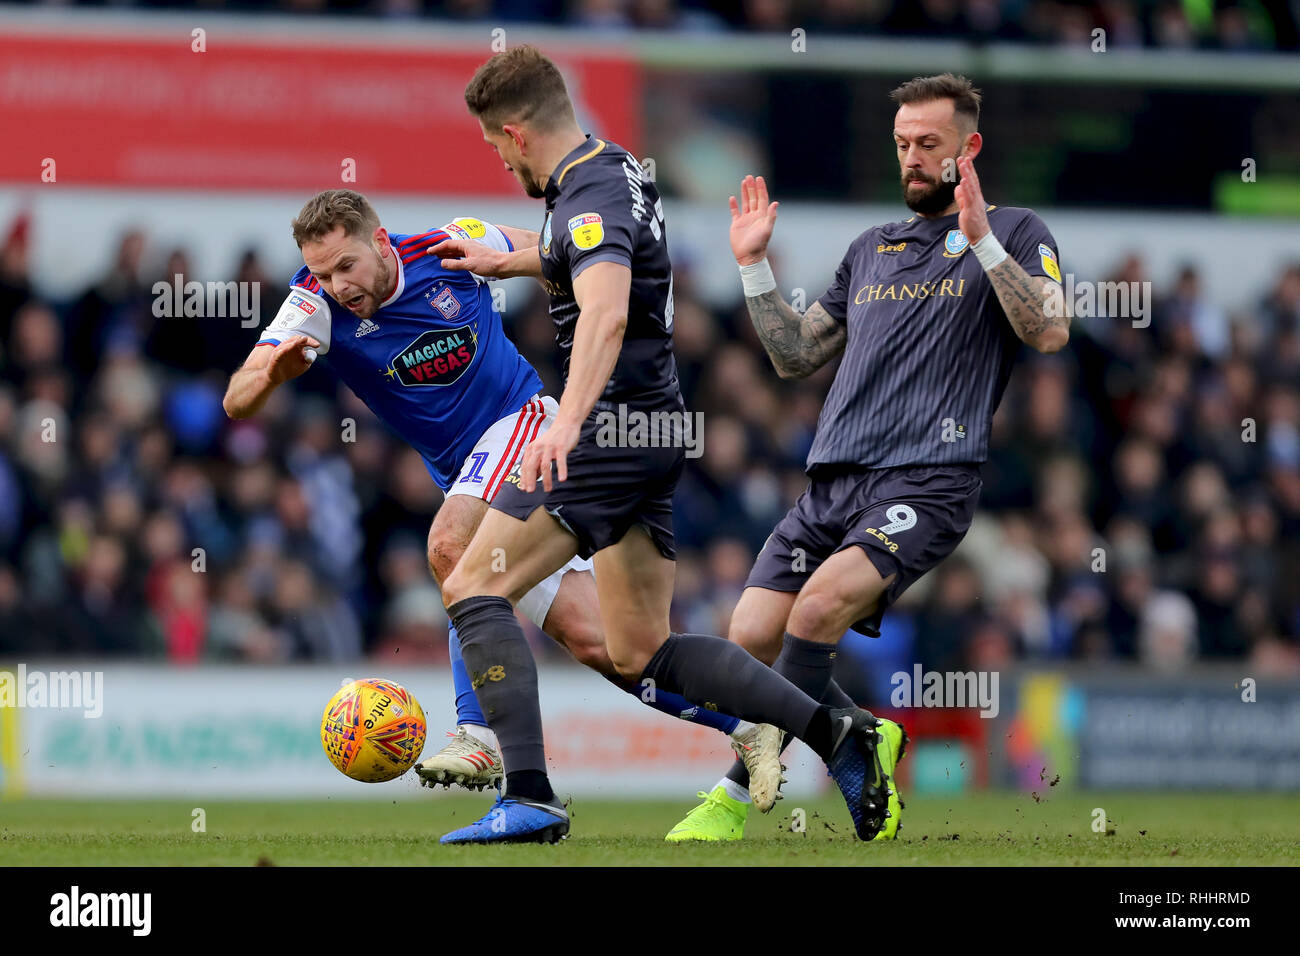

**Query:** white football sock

left=731, top=719, right=756, bottom=736
left=460, top=723, right=499, bottom=752
left=720, top=777, right=751, bottom=804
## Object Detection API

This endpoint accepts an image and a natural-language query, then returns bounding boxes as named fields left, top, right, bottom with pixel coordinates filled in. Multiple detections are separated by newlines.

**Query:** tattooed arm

left=746, top=294, right=847, bottom=379
left=954, top=155, right=1069, bottom=353
left=728, top=174, right=848, bottom=379
left=984, top=258, right=1070, bottom=353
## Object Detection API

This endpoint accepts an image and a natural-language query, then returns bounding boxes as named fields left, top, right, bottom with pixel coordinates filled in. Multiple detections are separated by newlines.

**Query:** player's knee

left=608, top=656, right=647, bottom=683
left=606, top=644, right=653, bottom=682
left=788, top=586, right=872, bottom=641
left=556, top=616, right=611, bottom=672
left=439, top=566, right=475, bottom=609
left=728, top=617, right=783, bottom=665
left=426, top=530, right=465, bottom=586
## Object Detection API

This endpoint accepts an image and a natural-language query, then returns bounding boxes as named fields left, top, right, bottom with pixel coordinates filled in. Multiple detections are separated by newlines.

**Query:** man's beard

left=515, top=159, right=545, bottom=199
left=902, top=170, right=958, bottom=215
left=353, top=255, right=391, bottom=318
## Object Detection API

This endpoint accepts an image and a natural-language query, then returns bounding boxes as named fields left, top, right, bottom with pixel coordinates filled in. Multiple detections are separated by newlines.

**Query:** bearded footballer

left=667, top=73, right=1070, bottom=843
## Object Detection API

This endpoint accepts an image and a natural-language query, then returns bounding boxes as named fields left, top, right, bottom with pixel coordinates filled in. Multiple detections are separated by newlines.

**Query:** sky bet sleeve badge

left=1038, top=243, right=1062, bottom=282
left=568, top=212, right=604, bottom=249
left=450, top=217, right=487, bottom=240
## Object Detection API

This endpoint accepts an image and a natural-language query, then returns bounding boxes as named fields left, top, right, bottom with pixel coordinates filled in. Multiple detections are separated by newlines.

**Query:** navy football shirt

left=538, top=135, right=682, bottom=411
left=806, top=205, right=1061, bottom=471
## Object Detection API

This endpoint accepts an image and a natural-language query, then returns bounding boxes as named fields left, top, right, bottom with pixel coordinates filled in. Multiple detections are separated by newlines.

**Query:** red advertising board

left=0, top=30, right=640, bottom=192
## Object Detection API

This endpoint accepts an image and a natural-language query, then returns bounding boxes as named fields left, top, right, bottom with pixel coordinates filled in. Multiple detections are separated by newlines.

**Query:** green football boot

left=665, top=785, right=749, bottom=842
left=871, top=718, right=909, bottom=841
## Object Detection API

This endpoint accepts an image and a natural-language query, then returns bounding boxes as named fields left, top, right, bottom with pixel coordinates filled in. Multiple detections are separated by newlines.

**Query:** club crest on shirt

left=541, top=212, right=553, bottom=255
left=943, top=230, right=969, bottom=257
left=429, top=286, right=462, bottom=320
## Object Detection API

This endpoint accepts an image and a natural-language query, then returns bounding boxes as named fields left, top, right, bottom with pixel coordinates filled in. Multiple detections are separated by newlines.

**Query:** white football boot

left=729, top=722, right=785, bottom=812
left=416, top=726, right=503, bottom=791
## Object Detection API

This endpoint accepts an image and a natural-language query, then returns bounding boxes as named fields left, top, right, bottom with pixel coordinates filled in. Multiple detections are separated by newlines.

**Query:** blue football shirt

left=257, top=217, right=543, bottom=490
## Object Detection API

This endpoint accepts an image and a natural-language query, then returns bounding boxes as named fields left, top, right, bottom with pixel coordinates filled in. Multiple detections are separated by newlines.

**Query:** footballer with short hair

left=433, top=44, right=895, bottom=844
left=666, top=72, right=1071, bottom=842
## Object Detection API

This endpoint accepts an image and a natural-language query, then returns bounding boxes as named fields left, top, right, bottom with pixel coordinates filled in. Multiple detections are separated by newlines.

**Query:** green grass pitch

left=1, top=792, right=1296, bottom=866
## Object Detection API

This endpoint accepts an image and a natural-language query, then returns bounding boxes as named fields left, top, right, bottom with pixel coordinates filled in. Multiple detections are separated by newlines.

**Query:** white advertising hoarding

left=0, top=664, right=828, bottom=800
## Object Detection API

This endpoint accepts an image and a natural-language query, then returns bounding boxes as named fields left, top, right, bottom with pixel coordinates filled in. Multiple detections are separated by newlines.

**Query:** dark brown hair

left=464, top=45, right=575, bottom=132
left=890, top=73, right=982, bottom=131
left=291, top=189, right=380, bottom=248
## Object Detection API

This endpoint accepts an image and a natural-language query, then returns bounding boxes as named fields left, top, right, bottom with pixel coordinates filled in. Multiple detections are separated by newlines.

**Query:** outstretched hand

left=729, top=174, right=779, bottom=267
left=429, top=238, right=508, bottom=278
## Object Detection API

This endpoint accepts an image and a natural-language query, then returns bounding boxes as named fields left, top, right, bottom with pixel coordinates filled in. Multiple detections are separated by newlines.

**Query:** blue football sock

left=448, top=624, right=487, bottom=727
left=609, top=675, right=740, bottom=735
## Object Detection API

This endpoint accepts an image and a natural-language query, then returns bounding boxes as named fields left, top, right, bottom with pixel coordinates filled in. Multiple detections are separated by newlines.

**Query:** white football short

left=445, top=394, right=593, bottom=628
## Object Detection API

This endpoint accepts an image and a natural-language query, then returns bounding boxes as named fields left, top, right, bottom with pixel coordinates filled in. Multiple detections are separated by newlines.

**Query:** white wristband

left=970, top=231, right=1008, bottom=271
left=739, top=258, right=777, bottom=297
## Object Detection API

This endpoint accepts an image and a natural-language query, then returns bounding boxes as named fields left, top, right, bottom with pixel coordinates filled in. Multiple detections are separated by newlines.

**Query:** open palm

left=729, top=174, right=779, bottom=266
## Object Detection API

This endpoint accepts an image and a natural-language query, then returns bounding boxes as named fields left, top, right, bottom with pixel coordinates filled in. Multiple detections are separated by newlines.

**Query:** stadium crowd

left=0, top=209, right=1297, bottom=686
left=11, top=0, right=1300, bottom=51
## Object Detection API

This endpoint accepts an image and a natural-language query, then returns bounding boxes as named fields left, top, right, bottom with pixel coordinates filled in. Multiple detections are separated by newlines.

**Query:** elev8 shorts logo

left=391, top=324, right=477, bottom=386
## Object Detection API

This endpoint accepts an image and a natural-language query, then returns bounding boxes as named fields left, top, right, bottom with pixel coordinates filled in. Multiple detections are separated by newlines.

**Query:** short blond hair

left=291, top=189, right=380, bottom=247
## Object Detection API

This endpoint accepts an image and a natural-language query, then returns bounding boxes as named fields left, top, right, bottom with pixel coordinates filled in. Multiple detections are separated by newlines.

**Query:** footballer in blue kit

left=275, top=219, right=541, bottom=492
left=222, top=189, right=747, bottom=793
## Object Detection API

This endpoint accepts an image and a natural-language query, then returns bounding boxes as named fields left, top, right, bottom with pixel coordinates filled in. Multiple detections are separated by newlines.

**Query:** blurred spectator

left=0, top=0, right=1288, bottom=51
left=1139, top=591, right=1198, bottom=672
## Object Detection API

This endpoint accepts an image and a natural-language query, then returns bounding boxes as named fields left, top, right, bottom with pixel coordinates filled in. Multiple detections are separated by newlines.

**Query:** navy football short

left=744, top=463, right=982, bottom=636
left=491, top=407, right=685, bottom=560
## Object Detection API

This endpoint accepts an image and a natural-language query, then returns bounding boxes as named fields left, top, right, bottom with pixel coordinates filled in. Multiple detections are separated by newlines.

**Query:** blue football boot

left=439, top=793, right=570, bottom=845
left=825, top=707, right=892, bottom=841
